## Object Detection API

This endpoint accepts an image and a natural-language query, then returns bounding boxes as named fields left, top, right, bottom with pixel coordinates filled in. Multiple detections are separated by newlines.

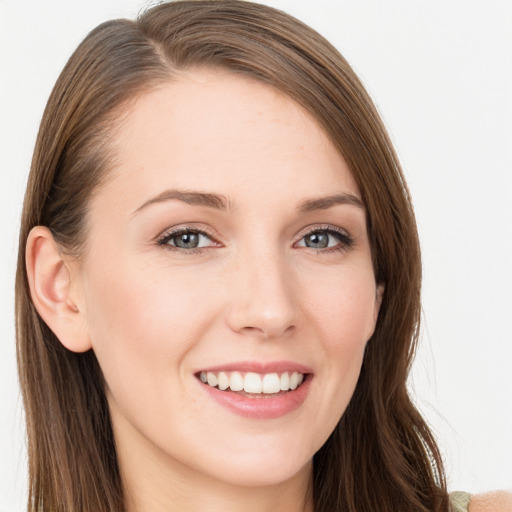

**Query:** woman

left=14, top=1, right=510, bottom=511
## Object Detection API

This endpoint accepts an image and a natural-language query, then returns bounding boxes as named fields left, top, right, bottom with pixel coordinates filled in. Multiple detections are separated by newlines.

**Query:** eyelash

left=157, top=226, right=220, bottom=253
left=156, top=225, right=354, bottom=254
left=297, top=225, right=354, bottom=254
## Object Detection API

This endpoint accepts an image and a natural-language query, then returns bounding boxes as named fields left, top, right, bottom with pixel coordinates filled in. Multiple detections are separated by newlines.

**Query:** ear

left=25, top=226, right=92, bottom=353
left=374, top=283, right=385, bottom=323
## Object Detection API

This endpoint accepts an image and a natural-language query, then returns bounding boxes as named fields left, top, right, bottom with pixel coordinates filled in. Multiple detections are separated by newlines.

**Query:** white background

left=1, top=1, right=511, bottom=509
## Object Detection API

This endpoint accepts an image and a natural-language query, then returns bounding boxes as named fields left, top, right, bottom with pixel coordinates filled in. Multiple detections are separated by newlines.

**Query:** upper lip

left=196, top=361, right=313, bottom=374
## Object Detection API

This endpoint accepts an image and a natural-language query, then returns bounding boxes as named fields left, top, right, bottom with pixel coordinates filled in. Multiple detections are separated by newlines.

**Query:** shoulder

left=468, top=491, right=512, bottom=512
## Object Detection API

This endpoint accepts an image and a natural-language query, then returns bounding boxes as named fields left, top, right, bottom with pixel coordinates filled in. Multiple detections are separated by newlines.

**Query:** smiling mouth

left=197, top=371, right=306, bottom=395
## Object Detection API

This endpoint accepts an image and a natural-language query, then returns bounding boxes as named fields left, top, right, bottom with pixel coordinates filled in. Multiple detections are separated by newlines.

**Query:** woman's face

left=75, top=69, right=382, bottom=490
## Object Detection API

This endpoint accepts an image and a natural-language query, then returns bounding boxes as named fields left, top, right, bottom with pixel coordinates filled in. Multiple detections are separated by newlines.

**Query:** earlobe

left=26, top=226, right=91, bottom=353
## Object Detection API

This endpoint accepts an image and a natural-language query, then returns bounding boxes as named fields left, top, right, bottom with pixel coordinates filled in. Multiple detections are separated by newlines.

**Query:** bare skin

left=470, top=491, right=512, bottom=512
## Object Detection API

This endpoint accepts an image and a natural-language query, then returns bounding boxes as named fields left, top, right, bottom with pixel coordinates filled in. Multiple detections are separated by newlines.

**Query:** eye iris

left=174, top=232, right=199, bottom=249
left=305, top=232, right=329, bottom=248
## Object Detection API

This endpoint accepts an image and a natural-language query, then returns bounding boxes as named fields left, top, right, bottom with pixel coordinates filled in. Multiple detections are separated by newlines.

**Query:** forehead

left=95, top=69, right=359, bottom=213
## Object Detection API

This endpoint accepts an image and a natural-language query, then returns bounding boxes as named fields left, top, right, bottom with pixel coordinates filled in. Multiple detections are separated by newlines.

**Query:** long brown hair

left=16, top=1, right=449, bottom=511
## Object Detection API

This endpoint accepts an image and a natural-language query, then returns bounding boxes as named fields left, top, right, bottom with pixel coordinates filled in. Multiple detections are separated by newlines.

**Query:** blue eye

left=296, top=228, right=353, bottom=251
left=159, top=229, right=216, bottom=250
left=303, top=232, right=331, bottom=249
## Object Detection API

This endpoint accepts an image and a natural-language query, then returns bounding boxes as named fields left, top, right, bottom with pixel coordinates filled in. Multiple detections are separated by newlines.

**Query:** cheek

left=303, top=265, right=377, bottom=423
left=306, top=263, right=379, bottom=349
left=80, top=259, right=225, bottom=452
left=80, top=258, right=215, bottom=397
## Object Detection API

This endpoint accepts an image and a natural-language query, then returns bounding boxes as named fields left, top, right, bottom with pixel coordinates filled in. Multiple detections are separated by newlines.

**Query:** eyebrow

left=133, top=190, right=230, bottom=214
left=297, top=193, right=364, bottom=212
left=132, top=189, right=364, bottom=215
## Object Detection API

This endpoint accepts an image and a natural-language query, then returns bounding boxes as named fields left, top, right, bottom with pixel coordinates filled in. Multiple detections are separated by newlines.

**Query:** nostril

left=241, top=326, right=264, bottom=333
left=238, top=324, right=296, bottom=339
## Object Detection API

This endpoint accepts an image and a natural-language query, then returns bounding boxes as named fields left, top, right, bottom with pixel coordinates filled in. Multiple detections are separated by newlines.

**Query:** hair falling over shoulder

left=16, top=1, right=450, bottom=511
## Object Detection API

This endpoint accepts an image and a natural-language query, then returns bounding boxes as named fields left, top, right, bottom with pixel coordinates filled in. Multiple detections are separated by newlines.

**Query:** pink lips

left=196, top=361, right=313, bottom=419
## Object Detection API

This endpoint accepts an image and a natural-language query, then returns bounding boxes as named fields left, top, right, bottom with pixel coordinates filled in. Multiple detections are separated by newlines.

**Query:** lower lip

left=199, top=376, right=312, bottom=419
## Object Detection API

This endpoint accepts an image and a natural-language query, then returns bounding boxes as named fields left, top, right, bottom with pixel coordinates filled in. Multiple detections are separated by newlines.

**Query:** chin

left=206, top=456, right=313, bottom=489
left=189, top=431, right=317, bottom=489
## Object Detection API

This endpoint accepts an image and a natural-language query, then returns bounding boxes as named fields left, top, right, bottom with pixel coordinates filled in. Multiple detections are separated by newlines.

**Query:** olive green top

left=450, top=491, right=471, bottom=512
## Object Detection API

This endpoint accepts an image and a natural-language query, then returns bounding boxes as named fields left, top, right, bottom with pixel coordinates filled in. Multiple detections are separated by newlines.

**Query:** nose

left=223, top=249, right=298, bottom=340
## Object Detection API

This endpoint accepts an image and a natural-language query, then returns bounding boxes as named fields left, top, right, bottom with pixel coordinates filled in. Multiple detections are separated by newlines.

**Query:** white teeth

left=280, top=372, right=290, bottom=391
left=230, top=371, right=244, bottom=391
left=262, top=373, right=281, bottom=394
left=199, top=370, right=306, bottom=394
left=244, top=372, right=262, bottom=393
left=207, top=372, right=218, bottom=387
left=289, top=372, right=299, bottom=390
left=218, top=372, right=229, bottom=391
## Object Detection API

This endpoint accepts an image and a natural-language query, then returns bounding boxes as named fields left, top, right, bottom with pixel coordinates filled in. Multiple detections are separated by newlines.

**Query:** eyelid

left=155, top=223, right=353, bottom=253
left=294, top=224, right=354, bottom=250
left=295, top=224, right=351, bottom=240
left=156, top=224, right=221, bottom=248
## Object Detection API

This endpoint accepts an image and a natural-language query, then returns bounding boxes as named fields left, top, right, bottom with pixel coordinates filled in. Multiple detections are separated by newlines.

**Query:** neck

left=122, top=451, right=313, bottom=512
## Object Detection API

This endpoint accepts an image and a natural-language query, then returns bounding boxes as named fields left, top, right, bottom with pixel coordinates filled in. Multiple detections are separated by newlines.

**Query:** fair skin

left=26, top=69, right=511, bottom=511
left=27, top=69, right=382, bottom=512
left=469, top=492, right=512, bottom=512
